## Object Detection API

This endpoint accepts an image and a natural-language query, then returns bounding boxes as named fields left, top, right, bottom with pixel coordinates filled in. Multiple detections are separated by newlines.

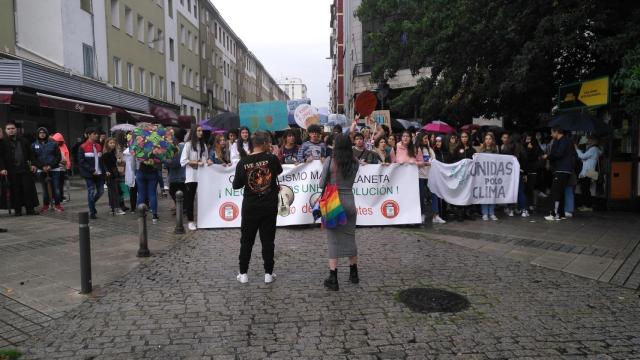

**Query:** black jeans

left=579, top=177, right=592, bottom=207
left=551, top=172, right=570, bottom=216
left=169, top=182, right=186, bottom=204
left=184, top=182, right=198, bottom=221
left=239, top=207, right=277, bottom=274
left=129, top=185, right=137, bottom=211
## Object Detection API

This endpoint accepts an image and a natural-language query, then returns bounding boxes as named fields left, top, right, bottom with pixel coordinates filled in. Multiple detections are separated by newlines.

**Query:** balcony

left=353, top=63, right=373, bottom=77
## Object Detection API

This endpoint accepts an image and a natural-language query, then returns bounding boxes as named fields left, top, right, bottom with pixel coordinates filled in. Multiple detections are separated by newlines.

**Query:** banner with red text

left=196, top=161, right=421, bottom=228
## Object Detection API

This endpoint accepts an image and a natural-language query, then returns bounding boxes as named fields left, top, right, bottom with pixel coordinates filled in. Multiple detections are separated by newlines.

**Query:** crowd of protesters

left=0, top=117, right=605, bottom=225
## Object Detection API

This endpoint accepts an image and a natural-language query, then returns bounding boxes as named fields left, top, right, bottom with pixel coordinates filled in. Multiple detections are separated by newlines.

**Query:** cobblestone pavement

left=16, top=226, right=640, bottom=359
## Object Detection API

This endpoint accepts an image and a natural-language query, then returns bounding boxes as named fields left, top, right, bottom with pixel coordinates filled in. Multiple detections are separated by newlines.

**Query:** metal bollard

left=78, top=212, right=92, bottom=294
left=137, top=204, right=150, bottom=257
left=174, top=190, right=185, bottom=234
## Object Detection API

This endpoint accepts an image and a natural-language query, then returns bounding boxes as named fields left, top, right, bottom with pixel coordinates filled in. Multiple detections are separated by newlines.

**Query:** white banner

left=428, top=153, right=520, bottom=206
left=196, top=161, right=421, bottom=228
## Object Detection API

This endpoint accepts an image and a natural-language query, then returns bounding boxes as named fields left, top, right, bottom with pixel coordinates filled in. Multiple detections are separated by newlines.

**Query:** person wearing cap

left=32, top=127, right=63, bottom=213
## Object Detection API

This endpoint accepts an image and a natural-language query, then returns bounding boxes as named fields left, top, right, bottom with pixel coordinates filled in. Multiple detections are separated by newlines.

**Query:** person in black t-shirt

left=232, top=131, right=283, bottom=284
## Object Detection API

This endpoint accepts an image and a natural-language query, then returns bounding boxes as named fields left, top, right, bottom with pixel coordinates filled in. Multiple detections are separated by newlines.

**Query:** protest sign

left=428, top=153, right=520, bottom=205
left=239, top=101, right=289, bottom=132
left=196, top=161, right=421, bottom=228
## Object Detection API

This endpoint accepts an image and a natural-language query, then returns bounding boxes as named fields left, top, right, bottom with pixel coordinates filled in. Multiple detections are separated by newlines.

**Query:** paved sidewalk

left=17, top=227, right=640, bottom=359
left=0, top=183, right=186, bottom=348
left=422, top=211, right=640, bottom=289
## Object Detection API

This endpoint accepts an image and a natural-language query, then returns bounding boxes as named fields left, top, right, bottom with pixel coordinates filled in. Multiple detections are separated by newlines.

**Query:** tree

left=356, top=0, right=640, bottom=128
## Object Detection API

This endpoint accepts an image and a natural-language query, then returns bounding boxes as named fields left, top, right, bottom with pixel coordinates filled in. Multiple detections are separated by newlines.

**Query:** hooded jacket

left=78, top=139, right=105, bottom=178
left=31, top=127, right=61, bottom=169
left=51, top=133, right=71, bottom=170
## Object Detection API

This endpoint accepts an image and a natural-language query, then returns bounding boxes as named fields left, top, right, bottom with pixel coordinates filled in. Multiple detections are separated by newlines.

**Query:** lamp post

left=375, top=81, right=390, bottom=110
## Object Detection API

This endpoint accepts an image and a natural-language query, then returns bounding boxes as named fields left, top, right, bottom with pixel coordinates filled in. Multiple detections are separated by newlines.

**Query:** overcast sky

left=212, top=0, right=333, bottom=109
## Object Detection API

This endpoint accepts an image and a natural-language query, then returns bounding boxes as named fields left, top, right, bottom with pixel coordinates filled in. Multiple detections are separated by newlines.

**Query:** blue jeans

left=517, top=175, right=527, bottom=211
left=481, top=204, right=495, bottom=216
left=136, top=170, right=158, bottom=215
left=564, top=185, right=575, bottom=213
left=40, top=171, right=63, bottom=206
left=431, top=193, right=440, bottom=214
left=419, top=179, right=428, bottom=214
left=85, top=175, right=105, bottom=215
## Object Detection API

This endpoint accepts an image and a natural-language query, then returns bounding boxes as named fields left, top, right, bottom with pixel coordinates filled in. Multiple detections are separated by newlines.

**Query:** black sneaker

left=90, top=213, right=98, bottom=220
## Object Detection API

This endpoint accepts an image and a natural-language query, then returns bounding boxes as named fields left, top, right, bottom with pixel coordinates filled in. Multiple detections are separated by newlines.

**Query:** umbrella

left=548, top=111, right=609, bottom=133
left=198, top=120, right=214, bottom=131
left=110, top=123, right=136, bottom=132
left=206, top=112, right=240, bottom=131
left=423, top=121, right=456, bottom=134
left=129, top=123, right=176, bottom=165
left=394, top=119, right=422, bottom=129
left=460, top=124, right=480, bottom=131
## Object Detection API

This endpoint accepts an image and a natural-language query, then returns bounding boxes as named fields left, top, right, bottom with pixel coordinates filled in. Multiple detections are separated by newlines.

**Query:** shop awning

left=126, top=110, right=156, bottom=121
left=178, top=115, right=195, bottom=129
left=37, top=92, right=113, bottom=116
left=0, top=89, right=13, bottom=104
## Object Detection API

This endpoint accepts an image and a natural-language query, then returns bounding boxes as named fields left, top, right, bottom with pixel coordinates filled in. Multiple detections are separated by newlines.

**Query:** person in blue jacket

left=32, top=127, right=62, bottom=213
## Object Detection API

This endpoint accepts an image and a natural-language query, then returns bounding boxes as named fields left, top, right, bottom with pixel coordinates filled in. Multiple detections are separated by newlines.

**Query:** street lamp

left=375, top=81, right=390, bottom=110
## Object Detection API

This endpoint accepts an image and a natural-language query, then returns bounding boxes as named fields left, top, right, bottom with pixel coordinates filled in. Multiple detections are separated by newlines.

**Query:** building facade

left=0, top=0, right=286, bottom=143
left=329, top=0, right=429, bottom=119
left=278, top=77, right=308, bottom=100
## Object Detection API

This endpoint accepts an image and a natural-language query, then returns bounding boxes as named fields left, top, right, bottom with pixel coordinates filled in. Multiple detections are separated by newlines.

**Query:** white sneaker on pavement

left=507, top=209, right=514, bottom=217
left=265, top=273, right=276, bottom=284
left=521, top=210, right=529, bottom=218
left=188, top=222, right=197, bottom=231
left=565, top=212, right=573, bottom=218
left=236, top=273, right=248, bottom=283
left=482, top=215, right=489, bottom=221
left=432, top=215, right=446, bottom=224
left=544, top=214, right=560, bottom=221
left=490, top=215, right=498, bottom=221
left=116, top=209, right=126, bottom=215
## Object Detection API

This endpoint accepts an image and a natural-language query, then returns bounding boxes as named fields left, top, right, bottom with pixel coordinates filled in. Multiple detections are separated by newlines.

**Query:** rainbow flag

left=320, top=184, right=347, bottom=228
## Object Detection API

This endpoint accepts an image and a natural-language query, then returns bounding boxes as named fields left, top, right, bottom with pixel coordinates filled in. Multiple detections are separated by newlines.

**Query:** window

left=180, top=25, right=185, bottom=44
left=187, top=31, right=192, bottom=50
left=81, top=0, right=92, bottom=13
left=113, top=57, right=121, bottom=86
left=195, top=72, right=199, bottom=90
left=202, top=76, right=206, bottom=93
left=180, top=0, right=183, bottom=5
left=182, top=104, right=187, bottom=115
left=189, top=68, right=193, bottom=88
left=187, top=0, right=191, bottom=12
left=190, top=106, right=194, bottom=116
left=125, top=7, right=133, bottom=35
left=201, top=41, right=206, bottom=59
left=127, top=63, right=134, bottom=90
left=137, top=15, right=144, bottom=42
left=170, top=81, right=176, bottom=102
left=194, top=36, right=198, bottom=54
left=194, top=2, right=198, bottom=18
left=168, top=0, right=173, bottom=18
left=82, top=44, right=94, bottom=77
left=197, top=108, right=200, bottom=120
left=215, top=24, right=218, bottom=39
left=157, top=29, right=164, bottom=53
left=169, top=38, right=174, bottom=61
left=110, top=0, right=120, bottom=28
left=139, top=68, right=145, bottom=93
left=182, top=65, right=186, bottom=85
left=147, top=22, right=155, bottom=48
left=158, top=76, right=165, bottom=100
left=150, top=73, right=156, bottom=97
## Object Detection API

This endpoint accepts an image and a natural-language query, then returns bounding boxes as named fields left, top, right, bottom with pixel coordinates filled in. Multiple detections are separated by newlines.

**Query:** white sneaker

left=116, top=209, right=126, bottom=215
left=521, top=210, right=529, bottom=218
left=236, top=273, right=248, bottom=283
left=421, top=214, right=426, bottom=223
left=537, top=191, right=548, bottom=198
left=265, top=273, right=276, bottom=284
left=482, top=215, right=489, bottom=221
left=565, top=212, right=573, bottom=218
left=490, top=215, right=498, bottom=221
left=507, top=209, right=514, bottom=217
left=578, top=206, right=593, bottom=212
left=544, top=214, right=560, bottom=221
left=188, top=222, right=197, bottom=231
left=432, top=215, right=446, bottom=224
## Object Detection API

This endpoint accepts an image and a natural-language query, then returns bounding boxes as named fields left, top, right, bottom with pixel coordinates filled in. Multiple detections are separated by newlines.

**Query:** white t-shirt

left=180, top=142, right=208, bottom=183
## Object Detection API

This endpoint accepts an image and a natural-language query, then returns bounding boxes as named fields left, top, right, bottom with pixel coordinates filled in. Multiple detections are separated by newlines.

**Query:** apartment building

left=278, top=77, right=308, bottom=100
left=0, top=0, right=286, bottom=141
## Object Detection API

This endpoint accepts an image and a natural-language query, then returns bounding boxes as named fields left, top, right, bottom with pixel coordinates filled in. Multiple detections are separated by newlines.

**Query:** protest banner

left=428, top=153, right=520, bottom=205
left=196, top=161, right=421, bottom=228
left=239, top=101, right=289, bottom=132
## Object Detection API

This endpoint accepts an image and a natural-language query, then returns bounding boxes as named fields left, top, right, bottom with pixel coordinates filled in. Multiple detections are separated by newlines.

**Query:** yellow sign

left=578, top=77, right=609, bottom=107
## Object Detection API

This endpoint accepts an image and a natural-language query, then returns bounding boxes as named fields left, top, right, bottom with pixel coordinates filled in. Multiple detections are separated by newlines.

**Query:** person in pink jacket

left=52, top=133, right=71, bottom=203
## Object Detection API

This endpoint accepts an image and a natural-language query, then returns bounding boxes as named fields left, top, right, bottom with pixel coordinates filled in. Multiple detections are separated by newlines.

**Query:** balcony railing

left=353, top=62, right=373, bottom=76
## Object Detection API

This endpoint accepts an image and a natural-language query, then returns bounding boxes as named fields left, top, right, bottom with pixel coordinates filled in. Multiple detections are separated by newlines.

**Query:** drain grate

left=397, top=288, right=470, bottom=313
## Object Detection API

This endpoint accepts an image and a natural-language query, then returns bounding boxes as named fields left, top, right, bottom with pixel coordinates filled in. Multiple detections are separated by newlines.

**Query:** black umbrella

left=548, top=111, right=609, bottom=133
left=205, top=112, right=240, bottom=131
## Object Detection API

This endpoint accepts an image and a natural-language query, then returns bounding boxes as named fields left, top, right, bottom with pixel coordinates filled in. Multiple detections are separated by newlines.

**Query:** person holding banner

left=180, top=125, right=208, bottom=231
left=320, top=134, right=360, bottom=291
left=479, top=133, right=499, bottom=221
left=232, top=131, right=283, bottom=284
left=415, top=133, right=438, bottom=223
left=230, top=127, right=253, bottom=162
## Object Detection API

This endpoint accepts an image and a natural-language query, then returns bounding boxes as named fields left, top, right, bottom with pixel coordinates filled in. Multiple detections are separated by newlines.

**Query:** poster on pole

left=239, top=101, right=289, bottom=132
left=428, top=153, right=520, bottom=205
left=196, top=161, right=421, bottom=228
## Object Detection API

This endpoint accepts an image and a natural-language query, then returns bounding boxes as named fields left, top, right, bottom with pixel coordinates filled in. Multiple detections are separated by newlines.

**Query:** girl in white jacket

left=180, top=125, right=208, bottom=230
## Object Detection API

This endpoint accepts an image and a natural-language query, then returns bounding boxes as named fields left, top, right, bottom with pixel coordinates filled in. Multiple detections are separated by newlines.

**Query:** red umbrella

left=422, top=121, right=455, bottom=134
left=460, top=124, right=480, bottom=131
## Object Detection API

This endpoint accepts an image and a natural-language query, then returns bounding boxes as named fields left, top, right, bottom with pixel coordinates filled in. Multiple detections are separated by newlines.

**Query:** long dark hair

left=415, top=132, right=431, bottom=152
left=332, top=134, right=357, bottom=178
left=401, top=130, right=416, bottom=158
left=190, top=124, right=206, bottom=157
left=237, top=126, right=253, bottom=158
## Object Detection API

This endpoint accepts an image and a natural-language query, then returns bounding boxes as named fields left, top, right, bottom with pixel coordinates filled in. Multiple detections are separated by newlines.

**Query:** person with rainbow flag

left=319, top=134, right=360, bottom=291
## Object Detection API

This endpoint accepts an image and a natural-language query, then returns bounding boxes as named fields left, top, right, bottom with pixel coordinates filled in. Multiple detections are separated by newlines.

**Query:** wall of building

left=0, top=0, right=16, bottom=54
left=164, top=0, right=181, bottom=106
left=177, top=12, right=201, bottom=109
left=61, top=0, right=108, bottom=80
left=14, top=0, right=65, bottom=67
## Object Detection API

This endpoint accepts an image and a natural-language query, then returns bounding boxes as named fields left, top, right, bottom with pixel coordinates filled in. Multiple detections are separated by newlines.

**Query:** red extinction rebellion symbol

left=219, top=202, right=239, bottom=222
left=380, top=200, right=400, bottom=219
